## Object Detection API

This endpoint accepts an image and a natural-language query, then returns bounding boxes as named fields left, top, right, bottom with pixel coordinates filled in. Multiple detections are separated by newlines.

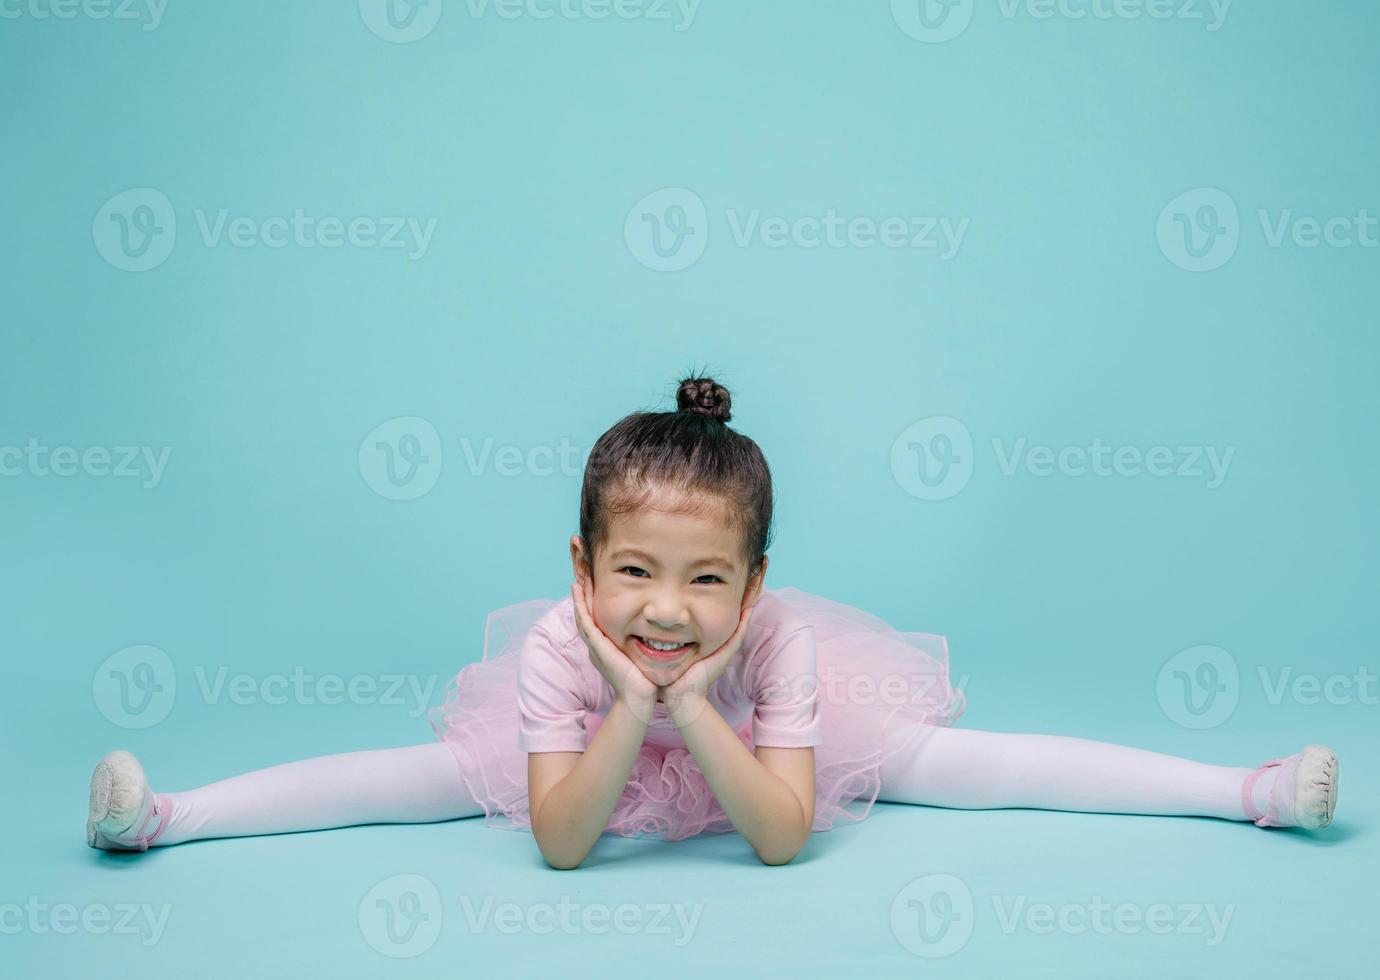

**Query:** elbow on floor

left=540, top=849, right=587, bottom=871
left=755, top=824, right=811, bottom=866
left=534, top=833, right=590, bottom=871
left=754, top=836, right=808, bottom=866
left=755, top=847, right=801, bottom=866
left=538, top=844, right=589, bottom=871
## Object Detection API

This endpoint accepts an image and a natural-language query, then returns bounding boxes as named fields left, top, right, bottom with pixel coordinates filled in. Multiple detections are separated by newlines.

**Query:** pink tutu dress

left=428, top=586, right=966, bottom=842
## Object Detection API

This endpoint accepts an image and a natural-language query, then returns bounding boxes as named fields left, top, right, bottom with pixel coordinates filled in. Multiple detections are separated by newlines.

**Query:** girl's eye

left=616, top=566, right=723, bottom=585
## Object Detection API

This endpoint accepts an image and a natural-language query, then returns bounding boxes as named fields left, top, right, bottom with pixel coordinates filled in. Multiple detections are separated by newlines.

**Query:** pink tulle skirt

left=428, top=586, right=967, bottom=842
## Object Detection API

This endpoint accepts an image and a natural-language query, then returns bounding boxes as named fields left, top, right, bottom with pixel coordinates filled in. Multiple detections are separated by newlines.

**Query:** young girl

left=86, top=375, right=1341, bottom=867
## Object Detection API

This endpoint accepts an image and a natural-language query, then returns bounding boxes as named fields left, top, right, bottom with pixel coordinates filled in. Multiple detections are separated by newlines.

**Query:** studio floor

left=7, top=692, right=1371, bottom=978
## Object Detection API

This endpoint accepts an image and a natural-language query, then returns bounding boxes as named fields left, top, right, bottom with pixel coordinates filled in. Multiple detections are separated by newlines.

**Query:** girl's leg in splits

left=877, top=724, right=1263, bottom=821
left=106, top=742, right=484, bottom=848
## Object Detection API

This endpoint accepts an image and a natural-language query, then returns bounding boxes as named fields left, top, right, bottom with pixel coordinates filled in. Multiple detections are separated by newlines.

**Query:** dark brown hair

left=576, top=371, right=775, bottom=580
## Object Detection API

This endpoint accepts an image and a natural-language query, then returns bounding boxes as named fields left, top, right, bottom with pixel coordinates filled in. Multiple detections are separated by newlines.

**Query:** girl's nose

left=644, top=599, right=689, bottom=632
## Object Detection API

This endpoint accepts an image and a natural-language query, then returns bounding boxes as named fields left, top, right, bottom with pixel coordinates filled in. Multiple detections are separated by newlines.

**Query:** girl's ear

left=570, top=535, right=591, bottom=587
left=742, top=555, right=769, bottom=609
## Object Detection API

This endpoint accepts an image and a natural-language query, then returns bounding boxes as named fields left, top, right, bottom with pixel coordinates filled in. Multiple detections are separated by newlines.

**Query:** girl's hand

left=570, top=579, right=660, bottom=722
left=659, top=600, right=755, bottom=725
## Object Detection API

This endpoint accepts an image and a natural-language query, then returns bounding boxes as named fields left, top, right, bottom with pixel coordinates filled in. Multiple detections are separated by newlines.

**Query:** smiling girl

left=86, top=375, right=1340, bottom=867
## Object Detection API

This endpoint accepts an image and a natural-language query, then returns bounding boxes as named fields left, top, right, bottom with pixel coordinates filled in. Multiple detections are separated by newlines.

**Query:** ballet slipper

left=87, top=749, right=173, bottom=852
left=1241, top=743, right=1339, bottom=830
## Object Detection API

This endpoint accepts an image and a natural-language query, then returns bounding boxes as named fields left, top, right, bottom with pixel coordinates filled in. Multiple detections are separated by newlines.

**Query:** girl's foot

left=1242, top=744, right=1339, bottom=829
left=87, top=749, right=173, bottom=851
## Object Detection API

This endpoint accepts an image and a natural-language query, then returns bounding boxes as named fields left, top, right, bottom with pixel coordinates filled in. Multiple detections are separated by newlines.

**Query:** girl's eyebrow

left=609, top=547, right=735, bottom=571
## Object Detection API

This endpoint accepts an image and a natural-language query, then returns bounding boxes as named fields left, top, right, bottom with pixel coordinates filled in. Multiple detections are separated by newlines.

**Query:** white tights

left=151, top=725, right=1263, bottom=846
left=155, top=742, right=483, bottom=846
left=877, top=725, right=1259, bottom=821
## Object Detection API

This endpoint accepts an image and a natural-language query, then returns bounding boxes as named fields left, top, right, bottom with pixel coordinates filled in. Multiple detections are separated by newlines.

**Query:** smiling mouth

left=632, top=635, right=697, bottom=661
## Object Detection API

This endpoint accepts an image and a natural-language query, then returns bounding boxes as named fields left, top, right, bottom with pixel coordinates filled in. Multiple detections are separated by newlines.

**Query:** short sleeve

left=749, top=624, right=823, bottom=749
left=516, top=624, right=590, bottom=753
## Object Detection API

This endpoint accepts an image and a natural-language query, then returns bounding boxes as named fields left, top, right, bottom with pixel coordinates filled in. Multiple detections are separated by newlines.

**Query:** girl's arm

left=529, top=696, right=650, bottom=870
left=670, top=697, right=814, bottom=865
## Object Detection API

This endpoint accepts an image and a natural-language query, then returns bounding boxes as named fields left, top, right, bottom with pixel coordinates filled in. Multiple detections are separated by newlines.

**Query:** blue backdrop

left=2, top=1, right=1375, bottom=976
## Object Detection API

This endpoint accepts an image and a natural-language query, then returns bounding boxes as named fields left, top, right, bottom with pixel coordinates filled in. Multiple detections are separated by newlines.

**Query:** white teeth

left=639, top=636, right=690, bottom=652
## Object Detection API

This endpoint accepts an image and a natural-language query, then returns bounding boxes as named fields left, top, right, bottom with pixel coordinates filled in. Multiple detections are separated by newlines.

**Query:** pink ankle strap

left=1242, top=758, right=1285, bottom=827
left=141, top=794, right=174, bottom=849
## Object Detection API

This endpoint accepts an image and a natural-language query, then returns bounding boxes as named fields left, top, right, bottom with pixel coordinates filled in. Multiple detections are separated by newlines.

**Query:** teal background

left=2, top=1, right=1376, bottom=976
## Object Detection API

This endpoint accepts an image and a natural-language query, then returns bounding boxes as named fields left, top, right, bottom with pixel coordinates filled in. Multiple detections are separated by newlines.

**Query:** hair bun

left=676, top=376, right=732, bottom=423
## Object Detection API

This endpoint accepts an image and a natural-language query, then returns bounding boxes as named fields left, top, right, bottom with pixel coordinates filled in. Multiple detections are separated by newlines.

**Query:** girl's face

left=570, top=497, right=766, bottom=689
